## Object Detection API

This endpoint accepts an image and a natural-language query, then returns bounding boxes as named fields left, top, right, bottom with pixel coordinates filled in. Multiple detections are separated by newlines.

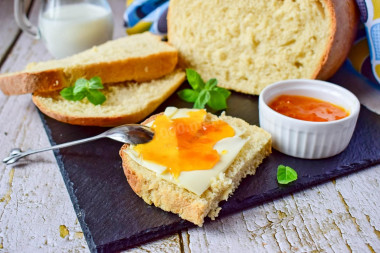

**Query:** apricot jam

left=268, top=95, right=349, bottom=122
left=134, top=110, right=235, bottom=178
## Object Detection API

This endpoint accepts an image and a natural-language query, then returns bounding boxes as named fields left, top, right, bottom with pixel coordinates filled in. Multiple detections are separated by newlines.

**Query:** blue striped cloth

left=124, top=0, right=169, bottom=35
left=354, top=0, right=380, bottom=84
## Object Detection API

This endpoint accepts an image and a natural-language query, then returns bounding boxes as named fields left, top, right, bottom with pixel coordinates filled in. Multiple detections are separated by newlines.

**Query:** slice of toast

left=119, top=111, right=272, bottom=226
left=0, top=32, right=178, bottom=95
left=32, top=69, right=185, bottom=126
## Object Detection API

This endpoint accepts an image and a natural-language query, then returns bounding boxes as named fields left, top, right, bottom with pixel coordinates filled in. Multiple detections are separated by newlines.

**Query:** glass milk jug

left=14, top=0, right=114, bottom=59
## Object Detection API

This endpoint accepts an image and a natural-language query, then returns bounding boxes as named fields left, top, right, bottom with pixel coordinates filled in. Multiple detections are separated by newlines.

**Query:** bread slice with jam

left=119, top=108, right=272, bottom=226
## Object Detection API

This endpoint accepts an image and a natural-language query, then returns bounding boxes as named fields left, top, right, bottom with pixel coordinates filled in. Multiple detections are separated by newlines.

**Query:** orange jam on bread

left=268, top=95, right=349, bottom=122
left=134, top=110, right=235, bottom=178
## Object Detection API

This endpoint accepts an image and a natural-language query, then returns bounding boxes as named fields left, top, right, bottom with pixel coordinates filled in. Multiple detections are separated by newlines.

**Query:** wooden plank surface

left=0, top=0, right=179, bottom=252
left=0, top=0, right=88, bottom=251
left=181, top=165, right=380, bottom=252
left=0, top=0, right=28, bottom=65
left=0, top=0, right=379, bottom=252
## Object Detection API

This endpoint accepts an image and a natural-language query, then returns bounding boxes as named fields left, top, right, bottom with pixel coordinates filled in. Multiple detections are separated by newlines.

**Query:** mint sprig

left=177, top=69, right=231, bottom=110
left=277, top=165, right=298, bottom=184
left=60, top=77, right=106, bottom=105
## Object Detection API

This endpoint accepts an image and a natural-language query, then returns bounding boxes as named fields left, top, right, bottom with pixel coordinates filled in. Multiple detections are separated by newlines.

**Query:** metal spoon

left=2, top=124, right=154, bottom=165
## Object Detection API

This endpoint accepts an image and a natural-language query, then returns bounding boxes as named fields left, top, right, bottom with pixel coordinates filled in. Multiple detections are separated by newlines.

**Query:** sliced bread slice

left=0, top=32, right=178, bottom=95
left=119, top=112, right=272, bottom=226
left=168, top=0, right=358, bottom=95
left=32, top=69, right=185, bottom=126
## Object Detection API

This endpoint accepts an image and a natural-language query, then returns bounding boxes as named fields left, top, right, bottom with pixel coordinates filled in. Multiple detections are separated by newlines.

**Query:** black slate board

left=39, top=63, right=380, bottom=252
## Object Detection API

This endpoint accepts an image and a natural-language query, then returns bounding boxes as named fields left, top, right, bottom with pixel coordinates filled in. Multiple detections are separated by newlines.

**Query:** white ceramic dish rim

left=259, top=79, right=360, bottom=125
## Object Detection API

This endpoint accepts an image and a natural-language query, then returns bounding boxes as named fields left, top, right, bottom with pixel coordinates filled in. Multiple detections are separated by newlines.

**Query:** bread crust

left=0, top=70, right=68, bottom=95
left=314, top=0, right=359, bottom=80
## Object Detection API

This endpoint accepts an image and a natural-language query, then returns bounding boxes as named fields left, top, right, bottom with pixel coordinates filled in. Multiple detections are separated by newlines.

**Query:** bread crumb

left=59, top=225, right=69, bottom=238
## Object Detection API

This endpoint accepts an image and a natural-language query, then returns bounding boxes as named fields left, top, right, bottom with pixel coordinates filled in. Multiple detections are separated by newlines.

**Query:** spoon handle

left=2, top=134, right=104, bottom=165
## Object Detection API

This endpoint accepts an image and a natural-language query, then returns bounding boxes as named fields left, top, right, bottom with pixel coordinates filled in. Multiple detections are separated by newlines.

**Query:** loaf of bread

left=0, top=32, right=178, bottom=95
left=119, top=111, right=272, bottom=226
left=168, top=0, right=359, bottom=95
left=32, top=69, right=185, bottom=126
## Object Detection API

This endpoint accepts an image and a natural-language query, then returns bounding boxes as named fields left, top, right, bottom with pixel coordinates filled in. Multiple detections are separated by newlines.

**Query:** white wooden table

left=1, top=1, right=379, bottom=252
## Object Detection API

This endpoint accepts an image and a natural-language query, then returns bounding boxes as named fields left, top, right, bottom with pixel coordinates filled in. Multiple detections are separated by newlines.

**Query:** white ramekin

left=258, top=79, right=360, bottom=159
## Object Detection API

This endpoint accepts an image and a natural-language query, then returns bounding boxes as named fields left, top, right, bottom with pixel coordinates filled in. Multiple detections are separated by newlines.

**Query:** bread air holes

left=297, top=52, right=306, bottom=58
left=206, top=29, right=216, bottom=37
left=308, top=35, right=316, bottom=42
left=315, top=0, right=326, bottom=18
left=246, top=58, right=253, bottom=66
left=251, top=37, right=261, bottom=49
left=281, top=39, right=296, bottom=47
left=293, top=61, right=303, bottom=69
left=238, top=76, right=248, bottom=81
left=219, top=51, right=227, bottom=61
left=225, top=71, right=230, bottom=81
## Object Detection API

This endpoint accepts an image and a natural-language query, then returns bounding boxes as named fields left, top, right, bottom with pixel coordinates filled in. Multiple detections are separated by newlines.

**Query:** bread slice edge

left=32, top=70, right=186, bottom=126
left=119, top=113, right=272, bottom=226
left=0, top=33, right=178, bottom=95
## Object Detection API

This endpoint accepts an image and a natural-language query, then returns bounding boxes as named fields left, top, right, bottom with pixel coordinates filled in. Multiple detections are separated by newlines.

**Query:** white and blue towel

left=124, top=0, right=169, bottom=35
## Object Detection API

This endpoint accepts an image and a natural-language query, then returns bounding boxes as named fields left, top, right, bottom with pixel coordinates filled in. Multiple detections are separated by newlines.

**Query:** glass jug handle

left=14, top=0, right=40, bottom=39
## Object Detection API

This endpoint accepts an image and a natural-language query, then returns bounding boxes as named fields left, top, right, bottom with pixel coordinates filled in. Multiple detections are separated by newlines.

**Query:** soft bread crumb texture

left=120, top=113, right=272, bottom=226
left=27, top=33, right=176, bottom=71
left=32, top=69, right=185, bottom=126
left=168, top=0, right=358, bottom=95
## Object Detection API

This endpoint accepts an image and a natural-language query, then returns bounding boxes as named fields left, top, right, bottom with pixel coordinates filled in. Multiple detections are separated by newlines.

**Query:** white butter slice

left=144, top=107, right=198, bottom=127
left=166, top=135, right=248, bottom=195
left=126, top=107, right=248, bottom=196
left=163, top=106, right=178, bottom=118
left=145, top=121, right=154, bottom=127
left=166, top=107, right=202, bottom=119
left=126, top=148, right=167, bottom=174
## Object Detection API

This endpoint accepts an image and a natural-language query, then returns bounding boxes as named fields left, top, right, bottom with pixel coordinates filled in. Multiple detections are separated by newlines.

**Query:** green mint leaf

left=277, top=165, right=298, bottom=184
left=178, top=69, right=231, bottom=110
left=75, top=78, right=88, bottom=86
left=73, top=92, right=86, bottom=101
left=207, top=90, right=227, bottom=110
left=73, top=79, right=88, bottom=95
left=194, top=89, right=210, bottom=109
left=177, top=89, right=199, bottom=103
left=61, top=77, right=106, bottom=105
left=186, top=69, right=205, bottom=91
left=213, top=86, right=231, bottom=99
left=89, top=76, right=104, bottom=89
left=205, top=78, right=217, bottom=90
left=60, top=87, right=75, bottom=100
left=86, top=89, right=106, bottom=105
left=60, top=86, right=86, bottom=101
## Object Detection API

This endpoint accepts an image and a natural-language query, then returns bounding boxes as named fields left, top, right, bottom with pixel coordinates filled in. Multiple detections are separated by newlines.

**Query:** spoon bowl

left=102, top=124, right=154, bottom=144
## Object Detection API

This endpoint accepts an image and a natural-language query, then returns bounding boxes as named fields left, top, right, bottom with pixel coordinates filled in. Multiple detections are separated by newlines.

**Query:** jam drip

left=134, top=110, right=235, bottom=178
